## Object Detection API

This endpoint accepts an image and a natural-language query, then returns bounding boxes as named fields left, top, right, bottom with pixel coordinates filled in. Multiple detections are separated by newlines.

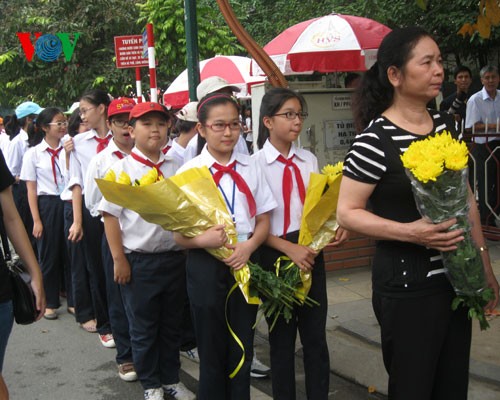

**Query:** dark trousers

left=81, top=203, right=111, bottom=335
left=12, top=181, right=36, bottom=253
left=101, top=233, right=132, bottom=364
left=261, top=233, right=330, bottom=400
left=64, top=201, right=94, bottom=323
left=186, top=249, right=258, bottom=400
left=121, top=250, right=186, bottom=389
left=36, top=196, right=68, bottom=309
left=372, top=290, right=471, bottom=400
left=469, top=143, right=499, bottom=225
left=180, top=274, right=197, bottom=352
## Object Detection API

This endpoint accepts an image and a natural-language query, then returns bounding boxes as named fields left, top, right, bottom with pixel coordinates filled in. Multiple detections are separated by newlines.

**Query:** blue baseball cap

left=15, top=101, right=43, bottom=119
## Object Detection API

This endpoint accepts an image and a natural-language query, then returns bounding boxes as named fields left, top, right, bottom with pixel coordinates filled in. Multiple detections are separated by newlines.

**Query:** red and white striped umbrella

left=252, top=14, right=391, bottom=75
left=164, top=55, right=264, bottom=109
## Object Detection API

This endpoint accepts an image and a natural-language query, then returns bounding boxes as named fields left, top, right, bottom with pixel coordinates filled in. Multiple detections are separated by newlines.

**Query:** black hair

left=453, top=65, right=472, bottom=80
left=67, top=108, right=83, bottom=137
left=27, top=107, right=64, bottom=147
left=196, top=93, right=240, bottom=156
left=196, top=93, right=240, bottom=125
left=344, top=72, right=361, bottom=88
left=5, top=114, right=32, bottom=141
left=352, top=26, right=433, bottom=133
left=257, top=87, right=307, bottom=149
left=80, top=89, right=111, bottom=107
left=175, top=119, right=197, bottom=134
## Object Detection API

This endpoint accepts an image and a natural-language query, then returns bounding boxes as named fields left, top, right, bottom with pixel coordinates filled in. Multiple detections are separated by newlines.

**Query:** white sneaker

left=180, top=347, right=200, bottom=363
left=99, top=333, right=116, bottom=348
left=144, top=387, right=164, bottom=400
left=163, top=381, right=196, bottom=400
left=251, top=353, right=271, bottom=378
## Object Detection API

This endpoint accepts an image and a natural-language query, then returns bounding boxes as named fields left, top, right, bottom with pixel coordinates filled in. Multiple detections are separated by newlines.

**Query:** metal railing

left=461, top=122, right=500, bottom=240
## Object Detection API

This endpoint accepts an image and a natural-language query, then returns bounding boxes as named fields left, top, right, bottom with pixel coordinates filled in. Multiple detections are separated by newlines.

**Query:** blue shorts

left=0, top=300, right=13, bottom=372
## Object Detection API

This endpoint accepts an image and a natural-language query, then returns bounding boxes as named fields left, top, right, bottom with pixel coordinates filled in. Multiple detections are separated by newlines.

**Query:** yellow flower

left=117, top=171, right=132, bottom=186
left=135, top=168, right=158, bottom=186
left=443, top=140, right=469, bottom=171
left=411, top=159, right=444, bottom=183
left=103, top=169, right=116, bottom=182
left=322, top=162, right=343, bottom=185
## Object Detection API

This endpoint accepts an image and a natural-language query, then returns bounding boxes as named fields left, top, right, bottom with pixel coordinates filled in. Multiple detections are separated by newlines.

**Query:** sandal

left=44, top=309, right=58, bottom=320
left=80, top=319, right=97, bottom=333
left=67, top=307, right=76, bottom=315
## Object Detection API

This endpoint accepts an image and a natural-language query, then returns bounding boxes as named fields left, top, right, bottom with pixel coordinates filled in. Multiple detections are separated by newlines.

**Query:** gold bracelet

left=479, top=245, right=489, bottom=253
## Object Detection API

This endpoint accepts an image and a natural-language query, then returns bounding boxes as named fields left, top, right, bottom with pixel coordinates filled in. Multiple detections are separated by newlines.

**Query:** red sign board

left=114, top=35, right=148, bottom=69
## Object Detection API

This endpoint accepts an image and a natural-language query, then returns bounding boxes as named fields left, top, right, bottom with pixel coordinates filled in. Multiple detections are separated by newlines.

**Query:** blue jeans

left=0, top=300, right=13, bottom=372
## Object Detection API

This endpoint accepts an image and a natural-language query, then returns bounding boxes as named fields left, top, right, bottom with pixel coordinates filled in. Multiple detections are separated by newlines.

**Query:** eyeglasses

left=79, top=107, right=96, bottom=116
left=273, top=111, right=308, bottom=121
left=204, top=121, right=241, bottom=132
left=48, top=121, right=68, bottom=128
left=111, top=120, right=129, bottom=128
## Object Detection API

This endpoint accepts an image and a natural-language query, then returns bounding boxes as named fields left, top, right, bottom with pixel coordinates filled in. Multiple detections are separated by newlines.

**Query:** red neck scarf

left=113, top=151, right=125, bottom=160
left=130, top=152, right=164, bottom=178
left=276, top=154, right=306, bottom=237
left=212, top=161, right=256, bottom=218
left=162, top=145, right=171, bottom=154
left=94, top=135, right=111, bottom=153
left=46, top=147, right=62, bottom=186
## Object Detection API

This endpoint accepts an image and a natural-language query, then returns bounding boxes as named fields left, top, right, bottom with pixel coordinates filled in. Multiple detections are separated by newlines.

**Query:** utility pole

left=184, top=0, right=200, bottom=101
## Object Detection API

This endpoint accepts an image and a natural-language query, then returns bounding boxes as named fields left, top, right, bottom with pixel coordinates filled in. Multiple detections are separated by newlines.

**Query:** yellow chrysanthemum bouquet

left=265, top=162, right=343, bottom=329
left=401, top=130, right=494, bottom=329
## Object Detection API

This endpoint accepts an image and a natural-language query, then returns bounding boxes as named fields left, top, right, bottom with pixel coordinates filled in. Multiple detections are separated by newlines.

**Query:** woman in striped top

left=337, top=27, right=499, bottom=400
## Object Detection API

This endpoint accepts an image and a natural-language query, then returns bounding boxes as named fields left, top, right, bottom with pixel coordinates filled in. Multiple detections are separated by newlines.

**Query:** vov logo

left=17, top=32, right=81, bottom=62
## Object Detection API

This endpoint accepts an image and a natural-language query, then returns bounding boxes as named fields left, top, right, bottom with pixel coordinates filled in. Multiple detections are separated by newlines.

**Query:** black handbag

left=8, top=260, right=38, bottom=325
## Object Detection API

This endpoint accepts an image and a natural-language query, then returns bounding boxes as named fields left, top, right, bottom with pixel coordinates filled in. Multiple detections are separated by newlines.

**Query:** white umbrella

left=164, top=55, right=265, bottom=108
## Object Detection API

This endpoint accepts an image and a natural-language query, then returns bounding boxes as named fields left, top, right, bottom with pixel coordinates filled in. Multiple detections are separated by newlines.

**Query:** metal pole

left=146, top=23, right=157, bottom=103
left=184, top=0, right=200, bottom=101
left=135, top=67, right=142, bottom=103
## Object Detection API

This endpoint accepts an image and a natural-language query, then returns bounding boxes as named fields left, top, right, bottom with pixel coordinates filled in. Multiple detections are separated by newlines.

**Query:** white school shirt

left=183, top=133, right=249, bottom=163
left=20, top=139, right=66, bottom=196
left=177, top=146, right=277, bottom=236
left=165, top=137, right=186, bottom=165
left=6, top=129, right=29, bottom=177
left=85, top=139, right=128, bottom=218
left=253, top=139, right=318, bottom=236
left=98, top=147, right=182, bottom=253
left=67, top=129, right=113, bottom=193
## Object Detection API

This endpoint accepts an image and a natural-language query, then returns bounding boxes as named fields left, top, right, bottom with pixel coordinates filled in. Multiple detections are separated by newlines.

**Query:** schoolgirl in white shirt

left=5, top=101, right=43, bottom=253
left=67, top=89, right=113, bottom=345
left=174, top=93, right=277, bottom=400
left=253, top=88, right=348, bottom=400
left=20, top=108, right=68, bottom=320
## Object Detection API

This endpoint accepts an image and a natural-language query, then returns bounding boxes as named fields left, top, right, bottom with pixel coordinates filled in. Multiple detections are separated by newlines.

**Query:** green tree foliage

left=0, top=0, right=143, bottom=108
left=138, top=0, right=243, bottom=88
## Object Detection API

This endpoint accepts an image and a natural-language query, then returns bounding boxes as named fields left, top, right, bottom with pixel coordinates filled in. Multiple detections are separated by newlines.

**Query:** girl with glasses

left=20, top=108, right=70, bottom=320
left=174, top=93, right=277, bottom=400
left=254, top=87, right=348, bottom=400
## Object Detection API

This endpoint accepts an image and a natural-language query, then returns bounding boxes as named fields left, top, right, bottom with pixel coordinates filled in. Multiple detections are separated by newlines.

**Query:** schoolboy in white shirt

left=84, top=97, right=138, bottom=382
left=99, top=102, right=195, bottom=400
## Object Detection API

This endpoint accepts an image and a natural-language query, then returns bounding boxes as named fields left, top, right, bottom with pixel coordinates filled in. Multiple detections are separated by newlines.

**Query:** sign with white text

left=114, top=35, right=148, bottom=69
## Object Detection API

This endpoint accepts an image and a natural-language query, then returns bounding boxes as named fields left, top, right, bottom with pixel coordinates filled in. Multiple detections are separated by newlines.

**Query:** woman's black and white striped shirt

left=343, top=110, right=453, bottom=184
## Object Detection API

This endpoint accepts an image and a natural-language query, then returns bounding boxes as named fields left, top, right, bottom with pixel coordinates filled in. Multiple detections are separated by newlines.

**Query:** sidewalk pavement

left=321, top=239, right=500, bottom=399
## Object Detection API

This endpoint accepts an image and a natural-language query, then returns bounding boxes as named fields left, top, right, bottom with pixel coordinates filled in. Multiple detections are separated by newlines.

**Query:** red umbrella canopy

left=164, top=55, right=264, bottom=109
left=252, top=13, right=391, bottom=75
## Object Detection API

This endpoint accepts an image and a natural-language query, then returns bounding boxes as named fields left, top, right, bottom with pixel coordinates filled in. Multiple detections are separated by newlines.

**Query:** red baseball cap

left=108, top=97, right=136, bottom=118
left=129, top=102, right=169, bottom=120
